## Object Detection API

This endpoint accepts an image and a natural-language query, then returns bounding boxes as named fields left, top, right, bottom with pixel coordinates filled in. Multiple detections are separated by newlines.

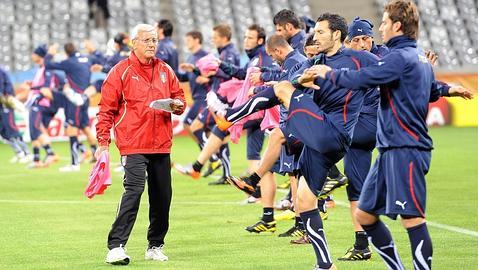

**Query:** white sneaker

left=145, top=245, right=168, bottom=261
left=18, top=154, right=32, bottom=164
left=241, top=196, right=261, bottom=205
left=206, top=91, right=228, bottom=116
left=9, top=154, right=21, bottom=163
left=106, top=246, right=130, bottom=265
left=274, top=199, right=292, bottom=210
left=58, top=164, right=80, bottom=172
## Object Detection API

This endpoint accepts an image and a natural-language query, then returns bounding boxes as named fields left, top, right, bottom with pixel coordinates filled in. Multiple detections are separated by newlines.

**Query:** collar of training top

left=245, top=44, right=265, bottom=60
left=218, top=43, right=234, bottom=54
left=289, top=30, right=306, bottom=47
left=386, top=35, right=417, bottom=49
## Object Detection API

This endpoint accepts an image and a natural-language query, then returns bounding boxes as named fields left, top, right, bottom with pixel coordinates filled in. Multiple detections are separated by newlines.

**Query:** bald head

left=266, top=34, right=291, bottom=51
left=266, top=34, right=294, bottom=63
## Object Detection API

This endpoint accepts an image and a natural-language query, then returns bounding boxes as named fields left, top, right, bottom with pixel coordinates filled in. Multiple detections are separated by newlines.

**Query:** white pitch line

left=329, top=198, right=478, bottom=238
left=0, top=199, right=242, bottom=206
left=277, top=189, right=478, bottom=237
left=426, top=221, right=478, bottom=238
left=1, top=198, right=477, bottom=238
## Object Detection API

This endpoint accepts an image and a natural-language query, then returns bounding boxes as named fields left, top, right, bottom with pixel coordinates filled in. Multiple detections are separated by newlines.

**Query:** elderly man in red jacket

left=95, top=23, right=186, bottom=265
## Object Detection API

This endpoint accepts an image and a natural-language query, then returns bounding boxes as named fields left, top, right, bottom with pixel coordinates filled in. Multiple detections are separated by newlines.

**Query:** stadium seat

left=0, top=0, right=475, bottom=71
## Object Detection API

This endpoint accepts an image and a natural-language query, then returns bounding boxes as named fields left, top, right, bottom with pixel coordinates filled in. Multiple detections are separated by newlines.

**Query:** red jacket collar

left=129, top=51, right=158, bottom=67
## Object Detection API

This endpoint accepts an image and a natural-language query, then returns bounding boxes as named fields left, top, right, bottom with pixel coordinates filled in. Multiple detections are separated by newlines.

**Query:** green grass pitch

left=1, top=126, right=477, bottom=269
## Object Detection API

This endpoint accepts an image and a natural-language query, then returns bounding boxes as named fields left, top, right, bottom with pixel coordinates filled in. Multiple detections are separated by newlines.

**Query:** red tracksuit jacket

left=96, top=52, right=186, bottom=155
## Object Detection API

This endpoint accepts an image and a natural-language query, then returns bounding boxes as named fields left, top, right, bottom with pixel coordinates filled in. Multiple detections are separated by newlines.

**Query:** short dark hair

left=64, top=42, right=76, bottom=56
left=316, top=13, right=348, bottom=43
left=213, top=24, right=232, bottom=41
left=384, top=0, right=419, bottom=40
left=114, top=32, right=128, bottom=45
left=266, top=34, right=290, bottom=50
left=273, top=9, right=301, bottom=29
left=304, top=33, right=315, bottom=47
left=186, top=30, right=203, bottom=44
left=248, top=24, right=266, bottom=43
left=157, top=19, right=174, bottom=37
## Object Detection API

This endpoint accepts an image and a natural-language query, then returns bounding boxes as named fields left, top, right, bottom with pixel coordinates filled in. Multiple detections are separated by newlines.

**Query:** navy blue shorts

left=358, top=148, right=431, bottom=219
left=344, top=113, right=377, bottom=201
left=64, top=98, right=89, bottom=129
left=42, top=105, right=60, bottom=128
left=197, top=107, right=216, bottom=130
left=183, top=100, right=206, bottom=126
left=299, top=146, right=346, bottom=196
left=29, top=106, right=44, bottom=140
left=269, top=145, right=294, bottom=175
left=279, top=145, right=295, bottom=174
left=270, top=159, right=281, bottom=174
left=286, top=91, right=349, bottom=154
left=245, top=119, right=264, bottom=160
left=281, top=124, right=303, bottom=156
left=0, top=107, right=20, bottom=139
left=41, top=91, right=63, bottom=128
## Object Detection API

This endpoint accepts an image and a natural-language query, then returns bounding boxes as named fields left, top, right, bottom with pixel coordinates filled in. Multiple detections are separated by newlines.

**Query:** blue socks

left=362, top=220, right=405, bottom=270
left=300, top=209, right=333, bottom=269
left=407, top=222, right=432, bottom=270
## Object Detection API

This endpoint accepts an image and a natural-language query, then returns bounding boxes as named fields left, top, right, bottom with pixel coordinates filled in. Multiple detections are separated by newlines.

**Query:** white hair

left=130, top=24, right=156, bottom=40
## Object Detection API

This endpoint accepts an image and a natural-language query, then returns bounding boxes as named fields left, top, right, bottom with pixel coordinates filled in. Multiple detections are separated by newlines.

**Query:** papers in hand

left=149, top=98, right=183, bottom=112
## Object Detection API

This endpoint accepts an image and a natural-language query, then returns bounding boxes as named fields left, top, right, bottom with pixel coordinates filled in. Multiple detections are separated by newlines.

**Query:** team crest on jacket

left=250, top=58, right=259, bottom=67
left=160, top=72, right=166, bottom=83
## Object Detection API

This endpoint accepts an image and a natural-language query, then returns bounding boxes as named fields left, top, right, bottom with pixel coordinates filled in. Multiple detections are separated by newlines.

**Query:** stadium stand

left=376, top=0, right=478, bottom=69
left=0, top=0, right=476, bottom=72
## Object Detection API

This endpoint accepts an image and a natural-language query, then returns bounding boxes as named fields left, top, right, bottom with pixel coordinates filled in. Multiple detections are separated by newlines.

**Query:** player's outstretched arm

left=448, top=85, right=474, bottom=100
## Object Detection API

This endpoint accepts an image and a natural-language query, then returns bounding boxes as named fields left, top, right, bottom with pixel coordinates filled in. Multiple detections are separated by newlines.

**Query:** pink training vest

left=84, top=151, right=112, bottom=199
left=196, top=53, right=220, bottom=76
left=217, top=78, right=244, bottom=103
left=261, top=105, right=280, bottom=131
left=228, top=67, right=266, bottom=143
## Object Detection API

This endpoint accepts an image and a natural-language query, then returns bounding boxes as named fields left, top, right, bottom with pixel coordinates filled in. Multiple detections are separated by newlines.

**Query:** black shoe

left=251, top=185, right=261, bottom=199
left=208, top=177, right=229, bottom=185
left=202, top=160, right=222, bottom=177
left=245, top=219, right=277, bottom=233
left=318, top=174, right=348, bottom=199
left=278, top=226, right=306, bottom=237
left=226, top=175, right=257, bottom=195
left=337, top=246, right=372, bottom=261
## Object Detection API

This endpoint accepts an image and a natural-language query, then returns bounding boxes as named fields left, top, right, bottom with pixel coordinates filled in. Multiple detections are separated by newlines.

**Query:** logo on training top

left=132, top=75, right=139, bottom=81
left=294, top=93, right=304, bottom=102
left=250, top=58, right=259, bottom=67
left=283, top=162, right=292, bottom=169
left=378, top=61, right=385, bottom=66
left=160, top=72, right=166, bottom=83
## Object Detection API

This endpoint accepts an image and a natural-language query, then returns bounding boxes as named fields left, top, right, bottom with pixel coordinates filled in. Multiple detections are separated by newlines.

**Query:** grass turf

left=0, top=126, right=477, bottom=269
